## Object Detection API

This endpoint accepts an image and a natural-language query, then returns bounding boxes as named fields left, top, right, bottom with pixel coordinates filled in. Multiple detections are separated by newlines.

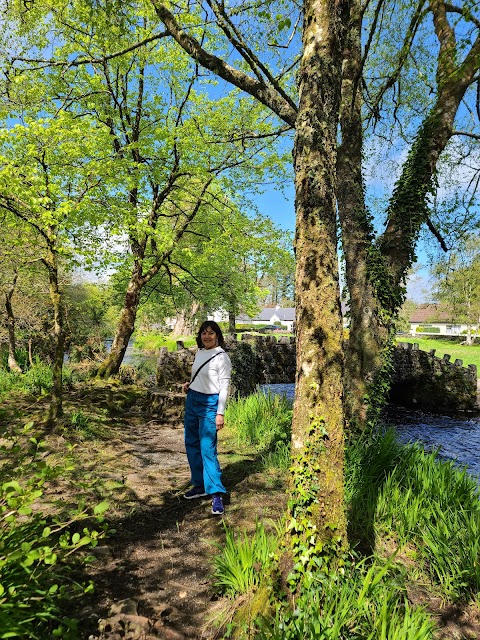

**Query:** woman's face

left=201, top=326, right=218, bottom=349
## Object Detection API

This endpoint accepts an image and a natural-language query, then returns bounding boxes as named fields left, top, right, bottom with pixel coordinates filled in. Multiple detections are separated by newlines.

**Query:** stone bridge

left=148, top=334, right=478, bottom=416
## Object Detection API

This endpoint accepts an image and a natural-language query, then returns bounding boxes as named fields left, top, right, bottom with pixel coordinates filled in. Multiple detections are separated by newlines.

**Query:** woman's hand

left=216, top=414, right=225, bottom=430
left=182, top=381, right=190, bottom=394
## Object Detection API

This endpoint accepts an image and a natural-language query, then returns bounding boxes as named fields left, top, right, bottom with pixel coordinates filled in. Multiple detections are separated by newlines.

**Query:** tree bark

left=45, top=245, right=65, bottom=429
left=337, top=4, right=386, bottom=429
left=170, top=302, right=200, bottom=337
left=288, top=0, right=349, bottom=564
left=228, top=308, right=236, bottom=334
left=4, top=274, right=22, bottom=373
left=97, top=267, right=143, bottom=378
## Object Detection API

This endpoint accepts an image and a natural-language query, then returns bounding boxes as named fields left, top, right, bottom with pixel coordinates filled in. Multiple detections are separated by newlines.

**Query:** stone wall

left=152, top=335, right=478, bottom=413
left=390, top=342, right=478, bottom=412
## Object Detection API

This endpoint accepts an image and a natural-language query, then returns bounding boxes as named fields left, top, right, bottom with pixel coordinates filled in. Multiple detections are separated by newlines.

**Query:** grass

left=216, top=392, right=480, bottom=639
left=132, top=332, right=197, bottom=353
left=396, top=336, right=480, bottom=371
left=346, top=429, right=480, bottom=600
left=224, top=391, right=292, bottom=470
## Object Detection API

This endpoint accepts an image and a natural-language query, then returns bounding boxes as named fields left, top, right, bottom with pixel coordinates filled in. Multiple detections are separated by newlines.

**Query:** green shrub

left=416, top=326, right=440, bottom=333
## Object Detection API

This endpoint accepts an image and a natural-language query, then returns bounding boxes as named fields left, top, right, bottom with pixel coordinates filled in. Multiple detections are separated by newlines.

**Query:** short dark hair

left=196, top=320, right=225, bottom=349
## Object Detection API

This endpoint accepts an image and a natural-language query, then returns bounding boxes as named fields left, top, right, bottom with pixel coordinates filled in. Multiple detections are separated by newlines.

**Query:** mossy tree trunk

left=287, top=0, right=349, bottom=570
left=97, top=265, right=143, bottom=378
left=336, top=3, right=386, bottom=429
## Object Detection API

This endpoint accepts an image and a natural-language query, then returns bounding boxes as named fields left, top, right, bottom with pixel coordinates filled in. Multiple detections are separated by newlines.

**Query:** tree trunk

left=286, top=0, right=349, bottom=577
left=97, top=270, right=144, bottom=378
left=4, top=275, right=22, bottom=373
left=336, top=4, right=390, bottom=430
left=228, top=309, right=236, bottom=334
left=45, top=247, right=65, bottom=429
left=170, top=302, right=200, bottom=337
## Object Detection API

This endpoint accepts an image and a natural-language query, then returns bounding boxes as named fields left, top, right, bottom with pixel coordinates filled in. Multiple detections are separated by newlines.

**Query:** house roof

left=237, top=302, right=349, bottom=323
left=236, top=307, right=295, bottom=322
left=410, top=304, right=452, bottom=324
left=267, top=307, right=296, bottom=321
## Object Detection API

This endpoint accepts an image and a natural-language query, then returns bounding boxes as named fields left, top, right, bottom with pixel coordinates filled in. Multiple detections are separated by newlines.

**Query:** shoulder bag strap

left=190, top=352, right=222, bottom=385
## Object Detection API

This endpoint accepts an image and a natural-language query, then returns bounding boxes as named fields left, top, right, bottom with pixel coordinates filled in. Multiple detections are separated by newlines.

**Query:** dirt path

left=80, top=411, right=285, bottom=640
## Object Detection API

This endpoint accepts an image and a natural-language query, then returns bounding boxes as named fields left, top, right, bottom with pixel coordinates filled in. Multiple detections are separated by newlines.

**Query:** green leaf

left=93, top=501, right=109, bottom=515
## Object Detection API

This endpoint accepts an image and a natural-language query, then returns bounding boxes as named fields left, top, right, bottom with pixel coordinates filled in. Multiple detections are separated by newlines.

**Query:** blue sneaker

left=184, top=486, right=207, bottom=500
left=211, top=494, right=225, bottom=515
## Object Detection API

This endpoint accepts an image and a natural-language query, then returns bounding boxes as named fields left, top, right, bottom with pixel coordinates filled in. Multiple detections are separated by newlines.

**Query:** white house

left=231, top=302, right=350, bottom=332
left=236, top=306, right=296, bottom=331
left=409, top=304, right=478, bottom=336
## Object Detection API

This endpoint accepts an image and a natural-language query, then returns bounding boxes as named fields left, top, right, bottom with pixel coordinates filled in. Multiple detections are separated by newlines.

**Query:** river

left=261, top=383, right=480, bottom=485
left=104, top=339, right=157, bottom=369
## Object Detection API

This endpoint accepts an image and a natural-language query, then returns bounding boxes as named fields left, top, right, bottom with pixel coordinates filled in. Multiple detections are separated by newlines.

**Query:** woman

left=182, top=320, right=231, bottom=515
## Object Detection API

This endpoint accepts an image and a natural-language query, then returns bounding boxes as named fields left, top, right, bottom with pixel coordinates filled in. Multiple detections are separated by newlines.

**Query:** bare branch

left=12, top=32, right=169, bottom=70
left=363, top=0, right=428, bottom=123
left=150, top=1, right=297, bottom=126
left=426, top=216, right=448, bottom=252
left=451, top=130, right=480, bottom=140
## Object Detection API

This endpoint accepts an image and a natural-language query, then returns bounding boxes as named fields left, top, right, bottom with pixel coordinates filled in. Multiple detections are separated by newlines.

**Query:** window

left=446, top=325, right=461, bottom=334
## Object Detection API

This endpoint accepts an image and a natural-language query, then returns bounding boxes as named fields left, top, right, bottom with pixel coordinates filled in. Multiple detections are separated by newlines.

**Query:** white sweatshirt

left=189, top=347, right=232, bottom=415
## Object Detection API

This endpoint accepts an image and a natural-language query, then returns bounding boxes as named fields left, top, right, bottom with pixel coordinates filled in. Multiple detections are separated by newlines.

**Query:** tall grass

left=0, top=361, right=85, bottom=403
left=0, top=361, right=54, bottom=399
left=221, top=394, right=480, bottom=637
left=257, top=557, right=434, bottom=640
left=212, top=520, right=279, bottom=597
left=347, top=430, right=480, bottom=599
left=225, top=391, right=292, bottom=453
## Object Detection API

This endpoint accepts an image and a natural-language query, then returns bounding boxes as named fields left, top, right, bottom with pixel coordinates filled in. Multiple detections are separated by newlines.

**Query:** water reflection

left=260, top=383, right=480, bottom=485
left=104, top=339, right=156, bottom=368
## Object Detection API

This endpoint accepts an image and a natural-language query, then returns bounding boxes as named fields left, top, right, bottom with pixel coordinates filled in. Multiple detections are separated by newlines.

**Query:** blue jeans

left=184, top=389, right=226, bottom=495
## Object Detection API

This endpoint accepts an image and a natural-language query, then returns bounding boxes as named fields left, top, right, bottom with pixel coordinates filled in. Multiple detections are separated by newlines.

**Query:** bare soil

left=49, top=384, right=287, bottom=640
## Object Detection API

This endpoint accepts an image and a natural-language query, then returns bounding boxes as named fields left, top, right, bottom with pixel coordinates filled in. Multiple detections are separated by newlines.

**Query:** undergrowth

left=0, top=421, right=109, bottom=638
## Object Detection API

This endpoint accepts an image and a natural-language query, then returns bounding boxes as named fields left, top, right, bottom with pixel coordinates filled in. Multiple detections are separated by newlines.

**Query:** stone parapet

left=390, top=343, right=477, bottom=412
left=152, top=336, right=478, bottom=414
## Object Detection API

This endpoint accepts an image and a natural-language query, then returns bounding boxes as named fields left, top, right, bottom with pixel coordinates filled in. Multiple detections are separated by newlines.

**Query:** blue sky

left=254, top=176, right=432, bottom=303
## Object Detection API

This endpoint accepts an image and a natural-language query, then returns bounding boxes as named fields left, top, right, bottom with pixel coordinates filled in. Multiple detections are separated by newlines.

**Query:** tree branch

left=12, top=33, right=169, bottom=70
left=451, top=130, right=480, bottom=140
left=426, top=216, right=448, bottom=251
left=150, top=1, right=297, bottom=126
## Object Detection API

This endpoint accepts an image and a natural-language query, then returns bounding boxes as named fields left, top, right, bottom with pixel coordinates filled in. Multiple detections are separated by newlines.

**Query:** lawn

left=396, top=336, right=480, bottom=373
